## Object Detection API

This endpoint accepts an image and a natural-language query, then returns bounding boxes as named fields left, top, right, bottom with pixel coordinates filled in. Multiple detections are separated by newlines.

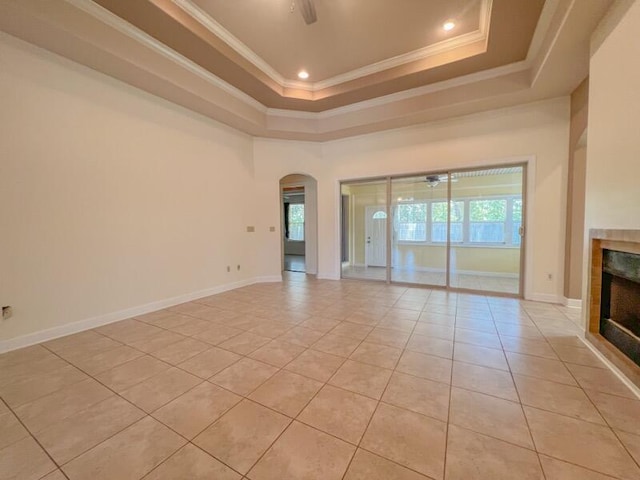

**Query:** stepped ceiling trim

left=0, top=0, right=614, bottom=140
left=171, top=0, right=494, bottom=92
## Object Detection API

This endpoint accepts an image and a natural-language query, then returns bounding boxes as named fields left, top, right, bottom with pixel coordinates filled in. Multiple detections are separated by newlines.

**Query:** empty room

left=1, top=0, right=640, bottom=479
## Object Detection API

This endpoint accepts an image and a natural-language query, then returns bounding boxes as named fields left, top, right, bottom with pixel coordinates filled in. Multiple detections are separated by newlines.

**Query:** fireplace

left=587, top=229, right=640, bottom=389
left=599, top=249, right=640, bottom=366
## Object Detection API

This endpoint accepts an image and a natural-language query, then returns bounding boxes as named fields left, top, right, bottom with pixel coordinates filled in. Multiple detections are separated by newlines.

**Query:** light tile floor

left=1, top=273, right=639, bottom=480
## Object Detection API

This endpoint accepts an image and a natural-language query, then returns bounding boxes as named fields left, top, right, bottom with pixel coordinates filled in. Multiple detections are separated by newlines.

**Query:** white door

left=365, top=206, right=387, bottom=267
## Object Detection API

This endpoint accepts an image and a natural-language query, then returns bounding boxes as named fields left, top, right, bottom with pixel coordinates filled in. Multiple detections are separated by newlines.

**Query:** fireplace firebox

left=600, top=249, right=640, bottom=366
left=587, top=229, right=640, bottom=389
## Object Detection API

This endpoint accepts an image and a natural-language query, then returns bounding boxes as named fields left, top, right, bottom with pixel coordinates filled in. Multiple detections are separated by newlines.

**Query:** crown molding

left=65, top=0, right=267, bottom=112
left=268, top=59, right=530, bottom=121
left=172, top=0, right=493, bottom=93
left=298, top=28, right=488, bottom=92
left=170, top=0, right=287, bottom=88
left=526, top=0, right=561, bottom=63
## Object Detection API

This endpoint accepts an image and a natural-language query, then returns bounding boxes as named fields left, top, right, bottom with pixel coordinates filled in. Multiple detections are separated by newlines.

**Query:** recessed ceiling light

left=298, top=70, right=309, bottom=80
left=443, top=21, right=455, bottom=31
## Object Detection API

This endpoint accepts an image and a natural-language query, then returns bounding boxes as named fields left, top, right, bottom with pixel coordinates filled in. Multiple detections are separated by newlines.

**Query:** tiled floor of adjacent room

left=284, top=255, right=306, bottom=273
left=341, top=266, right=520, bottom=294
left=2, top=273, right=640, bottom=480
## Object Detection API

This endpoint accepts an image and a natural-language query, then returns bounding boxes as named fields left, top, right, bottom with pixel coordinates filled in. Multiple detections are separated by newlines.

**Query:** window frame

left=287, top=203, right=305, bottom=242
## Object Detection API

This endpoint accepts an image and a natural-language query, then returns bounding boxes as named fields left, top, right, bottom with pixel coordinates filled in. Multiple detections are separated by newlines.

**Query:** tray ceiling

left=90, top=0, right=543, bottom=110
left=0, top=0, right=614, bottom=140
left=189, top=0, right=485, bottom=83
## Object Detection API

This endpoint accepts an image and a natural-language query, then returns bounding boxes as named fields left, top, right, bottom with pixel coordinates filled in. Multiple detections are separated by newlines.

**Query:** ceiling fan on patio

left=290, top=0, right=317, bottom=25
left=424, top=174, right=458, bottom=187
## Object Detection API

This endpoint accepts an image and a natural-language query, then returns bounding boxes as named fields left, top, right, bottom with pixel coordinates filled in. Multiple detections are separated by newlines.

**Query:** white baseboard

left=317, top=273, right=340, bottom=281
left=526, top=293, right=562, bottom=304
left=578, top=335, right=640, bottom=400
left=254, top=275, right=283, bottom=283
left=0, top=276, right=282, bottom=354
left=563, top=297, right=583, bottom=309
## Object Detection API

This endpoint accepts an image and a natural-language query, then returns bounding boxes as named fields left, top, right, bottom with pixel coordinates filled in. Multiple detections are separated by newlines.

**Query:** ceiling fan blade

left=297, top=0, right=317, bottom=25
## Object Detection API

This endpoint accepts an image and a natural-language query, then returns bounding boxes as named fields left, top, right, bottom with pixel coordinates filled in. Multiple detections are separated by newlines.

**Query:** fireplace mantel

left=587, top=229, right=640, bottom=389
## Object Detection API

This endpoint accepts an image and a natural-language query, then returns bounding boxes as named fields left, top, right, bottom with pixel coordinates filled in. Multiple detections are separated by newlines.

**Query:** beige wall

left=0, top=33, right=258, bottom=347
left=583, top=0, right=640, bottom=321
left=253, top=97, right=571, bottom=302
left=564, top=78, right=589, bottom=301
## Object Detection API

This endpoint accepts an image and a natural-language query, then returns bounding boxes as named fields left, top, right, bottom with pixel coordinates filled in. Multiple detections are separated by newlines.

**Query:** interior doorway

left=280, top=174, right=318, bottom=275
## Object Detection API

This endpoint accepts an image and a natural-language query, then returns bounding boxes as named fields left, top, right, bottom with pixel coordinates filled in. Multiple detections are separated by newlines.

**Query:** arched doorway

left=280, top=174, right=318, bottom=274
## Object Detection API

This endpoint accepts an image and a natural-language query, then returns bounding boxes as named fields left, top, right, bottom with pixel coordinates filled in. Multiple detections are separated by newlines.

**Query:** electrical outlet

left=246, top=226, right=255, bottom=233
left=2, top=306, right=12, bottom=320
left=237, top=265, right=240, bottom=271
left=226, top=266, right=231, bottom=272
left=269, top=226, right=276, bottom=232
left=547, top=273, right=553, bottom=280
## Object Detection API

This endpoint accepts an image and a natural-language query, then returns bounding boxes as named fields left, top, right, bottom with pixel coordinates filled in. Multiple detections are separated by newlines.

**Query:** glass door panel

left=341, top=180, right=388, bottom=281
left=448, top=166, right=524, bottom=294
left=391, top=174, right=449, bottom=286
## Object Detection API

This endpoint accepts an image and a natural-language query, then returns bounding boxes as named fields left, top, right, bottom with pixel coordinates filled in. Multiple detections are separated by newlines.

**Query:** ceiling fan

left=424, top=174, right=458, bottom=187
left=291, top=0, right=317, bottom=25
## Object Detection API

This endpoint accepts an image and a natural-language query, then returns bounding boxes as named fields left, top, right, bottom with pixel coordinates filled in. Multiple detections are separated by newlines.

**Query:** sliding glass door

left=340, top=164, right=525, bottom=296
left=391, top=174, right=449, bottom=286
left=449, top=167, right=524, bottom=294
left=341, top=179, right=388, bottom=281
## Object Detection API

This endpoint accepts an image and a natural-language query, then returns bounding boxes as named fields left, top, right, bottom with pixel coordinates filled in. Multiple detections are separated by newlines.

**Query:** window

left=469, top=199, right=507, bottom=243
left=288, top=204, right=305, bottom=241
left=396, top=203, right=426, bottom=241
left=431, top=201, right=464, bottom=242
left=393, top=196, right=521, bottom=246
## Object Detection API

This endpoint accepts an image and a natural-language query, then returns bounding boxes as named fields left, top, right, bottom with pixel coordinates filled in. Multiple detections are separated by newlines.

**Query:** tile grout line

left=37, top=336, right=281, bottom=477
left=3, top=280, right=638, bottom=479
left=441, top=295, right=459, bottom=480
left=496, top=308, right=549, bottom=480
left=278, top=302, right=393, bottom=480
left=40, top=307, right=306, bottom=478
left=0, top=396, right=68, bottom=479
left=521, top=304, right=640, bottom=477
left=35, top=344, right=189, bottom=471
left=338, top=289, right=432, bottom=480
left=572, top=364, right=640, bottom=472
left=186, top=315, right=359, bottom=478
left=11, top=328, right=618, bottom=442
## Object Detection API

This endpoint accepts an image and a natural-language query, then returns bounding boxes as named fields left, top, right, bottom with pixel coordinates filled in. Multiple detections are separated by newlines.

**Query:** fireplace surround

left=587, top=229, right=640, bottom=389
